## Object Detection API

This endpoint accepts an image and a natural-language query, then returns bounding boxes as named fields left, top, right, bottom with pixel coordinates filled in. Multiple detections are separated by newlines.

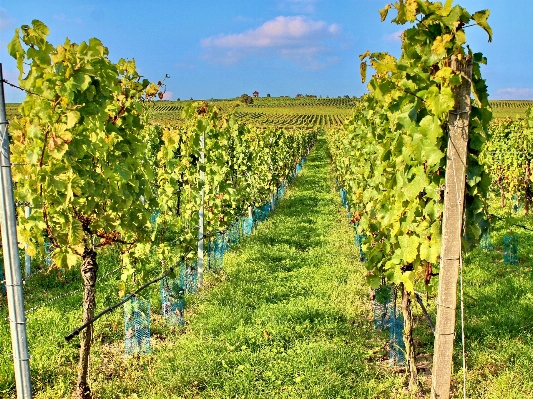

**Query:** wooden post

left=431, top=55, right=473, bottom=399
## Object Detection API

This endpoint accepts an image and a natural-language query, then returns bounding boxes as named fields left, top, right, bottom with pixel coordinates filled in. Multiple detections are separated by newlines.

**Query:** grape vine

left=6, top=20, right=318, bottom=398
left=8, top=20, right=162, bottom=399
left=326, top=0, right=492, bottom=391
left=147, top=102, right=317, bottom=272
left=481, top=112, right=533, bottom=213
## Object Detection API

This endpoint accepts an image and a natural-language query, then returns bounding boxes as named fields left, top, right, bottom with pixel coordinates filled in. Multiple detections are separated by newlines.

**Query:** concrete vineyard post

left=431, top=55, right=473, bottom=399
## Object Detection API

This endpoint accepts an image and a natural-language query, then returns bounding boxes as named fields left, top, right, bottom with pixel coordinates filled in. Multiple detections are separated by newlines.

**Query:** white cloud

left=201, top=16, right=341, bottom=69
left=278, top=0, right=318, bottom=14
left=495, top=88, right=533, bottom=100
left=162, top=91, right=173, bottom=100
left=383, top=29, right=403, bottom=43
left=0, top=8, right=15, bottom=31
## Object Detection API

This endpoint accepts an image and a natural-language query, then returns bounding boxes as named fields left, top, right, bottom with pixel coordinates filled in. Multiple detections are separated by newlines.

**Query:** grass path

left=21, top=136, right=407, bottom=398
left=88, top=136, right=403, bottom=399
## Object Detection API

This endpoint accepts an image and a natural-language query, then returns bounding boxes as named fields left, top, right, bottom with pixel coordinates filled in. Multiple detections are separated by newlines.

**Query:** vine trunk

left=401, top=283, right=419, bottom=392
left=77, top=246, right=98, bottom=399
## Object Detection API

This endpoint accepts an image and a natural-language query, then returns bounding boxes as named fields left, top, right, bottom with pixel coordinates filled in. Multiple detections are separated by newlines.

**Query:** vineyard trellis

left=2, top=19, right=318, bottom=398
left=327, top=1, right=492, bottom=396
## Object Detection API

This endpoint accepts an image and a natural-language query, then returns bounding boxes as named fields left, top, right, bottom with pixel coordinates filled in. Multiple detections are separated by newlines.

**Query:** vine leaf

left=399, top=235, right=419, bottom=264
left=379, top=4, right=392, bottom=22
left=425, top=86, right=454, bottom=117
left=472, top=10, right=493, bottom=42
left=403, top=167, right=429, bottom=201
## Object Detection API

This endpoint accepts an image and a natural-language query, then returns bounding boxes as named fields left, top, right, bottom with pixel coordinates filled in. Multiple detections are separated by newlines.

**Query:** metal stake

left=197, top=131, right=205, bottom=287
left=0, top=63, right=33, bottom=398
left=24, top=206, right=31, bottom=277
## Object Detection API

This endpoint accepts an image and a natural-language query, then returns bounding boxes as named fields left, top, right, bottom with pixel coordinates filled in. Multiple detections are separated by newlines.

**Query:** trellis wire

left=124, top=296, right=152, bottom=355
left=24, top=266, right=121, bottom=315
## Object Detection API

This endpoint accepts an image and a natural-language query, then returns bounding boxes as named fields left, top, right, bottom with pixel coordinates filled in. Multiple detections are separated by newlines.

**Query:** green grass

left=407, top=198, right=533, bottom=398
left=0, top=137, right=407, bottom=398
left=3, top=137, right=533, bottom=398
left=453, top=202, right=533, bottom=398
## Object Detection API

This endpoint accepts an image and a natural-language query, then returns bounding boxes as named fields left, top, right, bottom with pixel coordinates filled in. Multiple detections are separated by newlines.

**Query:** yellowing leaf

left=370, top=53, right=397, bottom=75
left=405, top=0, right=418, bottom=21
left=432, top=34, right=453, bottom=55
left=425, top=86, right=454, bottom=117
left=401, top=270, right=415, bottom=293
left=8, top=30, right=24, bottom=77
left=66, top=249, right=79, bottom=268
left=403, top=166, right=429, bottom=201
left=359, top=50, right=371, bottom=61
left=398, top=234, right=419, bottom=264
left=379, top=4, right=392, bottom=22
left=472, top=10, right=492, bottom=42
left=31, top=20, right=50, bottom=37
left=455, top=29, right=466, bottom=46
left=66, top=111, right=80, bottom=129
left=434, top=66, right=453, bottom=81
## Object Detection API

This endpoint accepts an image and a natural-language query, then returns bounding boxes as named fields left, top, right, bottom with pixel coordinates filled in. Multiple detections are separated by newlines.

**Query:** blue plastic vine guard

left=480, top=229, right=494, bottom=252
left=504, top=235, right=518, bottom=265
left=124, top=297, right=152, bottom=355
left=160, top=277, right=185, bottom=326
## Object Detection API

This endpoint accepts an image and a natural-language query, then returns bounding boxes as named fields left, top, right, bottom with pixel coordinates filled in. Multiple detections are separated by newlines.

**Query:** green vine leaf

left=472, top=10, right=493, bottom=42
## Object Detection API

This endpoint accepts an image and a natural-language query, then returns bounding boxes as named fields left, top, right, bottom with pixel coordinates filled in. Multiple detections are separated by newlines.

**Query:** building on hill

left=253, top=91, right=259, bottom=98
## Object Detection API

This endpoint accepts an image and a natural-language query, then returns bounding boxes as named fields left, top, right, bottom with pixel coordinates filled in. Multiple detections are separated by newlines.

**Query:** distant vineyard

left=233, top=111, right=348, bottom=127
left=489, top=100, right=533, bottom=118
left=147, top=98, right=353, bottom=127
left=490, top=100, right=533, bottom=109
left=5, top=104, right=19, bottom=121
left=7, top=98, right=533, bottom=128
left=148, top=104, right=184, bottom=113
left=246, top=97, right=358, bottom=108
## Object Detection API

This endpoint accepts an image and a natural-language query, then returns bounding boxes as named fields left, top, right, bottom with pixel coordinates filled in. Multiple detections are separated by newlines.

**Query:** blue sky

left=0, top=0, right=532, bottom=102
